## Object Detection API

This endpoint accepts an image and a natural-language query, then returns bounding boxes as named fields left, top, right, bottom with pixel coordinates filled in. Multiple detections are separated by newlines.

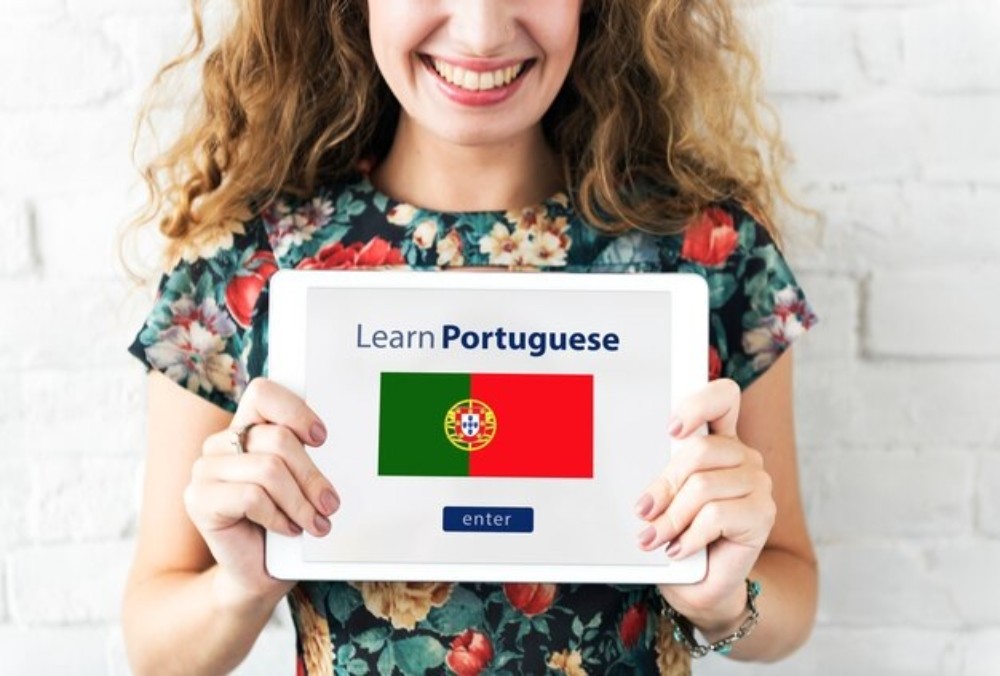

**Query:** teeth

left=431, top=58, right=525, bottom=91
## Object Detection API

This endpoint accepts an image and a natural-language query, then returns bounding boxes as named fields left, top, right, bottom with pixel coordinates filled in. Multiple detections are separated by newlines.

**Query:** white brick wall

left=0, top=0, right=997, bottom=673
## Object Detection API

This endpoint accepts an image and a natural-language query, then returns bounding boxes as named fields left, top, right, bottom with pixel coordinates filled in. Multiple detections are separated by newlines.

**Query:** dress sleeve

left=676, top=201, right=818, bottom=390
left=127, top=220, right=278, bottom=413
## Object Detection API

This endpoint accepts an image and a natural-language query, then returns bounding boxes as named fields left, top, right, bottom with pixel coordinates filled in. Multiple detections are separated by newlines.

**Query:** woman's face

left=368, top=0, right=582, bottom=148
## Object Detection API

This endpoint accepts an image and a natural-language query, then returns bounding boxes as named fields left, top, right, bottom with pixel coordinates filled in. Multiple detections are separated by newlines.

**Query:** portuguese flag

left=378, top=372, right=593, bottom=478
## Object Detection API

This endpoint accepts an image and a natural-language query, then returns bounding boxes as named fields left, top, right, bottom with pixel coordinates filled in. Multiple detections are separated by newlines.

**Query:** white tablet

left=266, top=270, right=708, bottom=584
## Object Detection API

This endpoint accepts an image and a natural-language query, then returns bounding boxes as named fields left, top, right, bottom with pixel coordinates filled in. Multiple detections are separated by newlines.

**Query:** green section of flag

left=378, top=372, right=470, bottom=476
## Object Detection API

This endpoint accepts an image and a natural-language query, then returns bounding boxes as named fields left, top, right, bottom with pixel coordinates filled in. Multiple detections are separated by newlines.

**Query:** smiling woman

left=122, top=0, right=817, bottom=674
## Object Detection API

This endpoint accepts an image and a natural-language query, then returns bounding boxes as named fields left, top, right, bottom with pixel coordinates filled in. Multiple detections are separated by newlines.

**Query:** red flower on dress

left=445, top=629, right=493, bottom=676
left=619, top=603, right=648, bottom=649
left=681, top=207, right=739, bottom=268
left=296, top=237, right=405, bottom=270
left=225, top=251, right=278, bottom=328
left=709, top=345, right=723, bottom=380
left=503, top=583, right=557, bottom=616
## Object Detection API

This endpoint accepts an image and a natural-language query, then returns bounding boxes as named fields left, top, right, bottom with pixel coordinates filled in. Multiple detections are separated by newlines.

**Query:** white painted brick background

left=0, top=0, right=997, bottom=673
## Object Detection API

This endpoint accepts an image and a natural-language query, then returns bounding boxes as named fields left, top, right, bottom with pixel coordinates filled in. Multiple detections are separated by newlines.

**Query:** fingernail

left=637, top=525, right=656, bottom=547
left=635, top=493, right=654, bottom=518
left=289, top=522, right=302, bottom=535
left=311, top=421, right=327, bottom=445
left=668, top=417, right=683, bottom=437
left=314, top=513, right=331, bottom=534
left=320, top=488, right=340, bottom=515
left=666, top=542, right=682, bottom=558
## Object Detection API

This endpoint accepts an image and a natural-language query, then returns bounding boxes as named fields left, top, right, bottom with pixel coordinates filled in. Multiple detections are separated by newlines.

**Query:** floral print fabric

left=129, top=173, right=816, bottom=675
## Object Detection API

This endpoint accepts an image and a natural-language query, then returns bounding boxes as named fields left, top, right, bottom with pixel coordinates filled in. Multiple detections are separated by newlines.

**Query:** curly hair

left=129, top=0, right=792, bottom=271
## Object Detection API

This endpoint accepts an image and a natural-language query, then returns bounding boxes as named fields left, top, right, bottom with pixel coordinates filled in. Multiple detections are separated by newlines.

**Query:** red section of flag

left=468, top=374, right=593, bottom=478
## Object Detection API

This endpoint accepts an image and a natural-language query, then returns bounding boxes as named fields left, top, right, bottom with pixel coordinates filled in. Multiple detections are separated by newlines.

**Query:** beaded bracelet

left=662, top=579, right=761, bottom=658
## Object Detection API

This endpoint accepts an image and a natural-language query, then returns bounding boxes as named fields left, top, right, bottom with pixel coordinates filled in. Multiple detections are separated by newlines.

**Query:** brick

left=787, top=183, right=1000, bottom=273
left=67, top=0, right=188, bottom=13
left=794, top=0, right=942, bottom=5
left=29, top=458, right=139, bottom=543
left=776, top=92, right=920, bottom=184
left=915, top=95, right=1000, bottom=184
left=865, top=266, right=1000, bottom=358
left=854, top=10, right=904, bottom=85
left=0, top=16, right=127, bottom=109
left=696, top=627, right=961, bottom=676
left=0, top=197, right=37, bottom=277
left=11, top=369, right=145, bottom=455
left=0, top=279, right=145, bottom=370
left=796, top=360, right=1000, bottom=450
left=0, top=371, right=25, bottom=422
left=792, top=273, right=858, bottom=359
left=977, top=454, right=1000, bottom=537
left=794, top=359, right=856, bottom=450
left=0, top=458, right=31, bottom=551
left=106, top=625, right=131, bottom=676
left=903, top=0, right=1000, bottom=92
left=8, top=541, right=133, bottom=624
left=960, top=631, right=1000, bottom=676
left=899, top=185, right=1000, bottom=265
left=101, top=13, right=202, bottom=109
left=816, top=543, right=966, bottom=628
left=33, top=189, right=150, bottom=282
left=804, top=450, right=975, bottom=542
left=0, top=109, right=136, bottom=195
left=924, top=542, right=1000, bottom=626
left=0, top=0, right=64, bottom=13
left=0, top=560, right=6, bottom=622
left=751, top=4, right=855, bottom=96
left=0, top=626, right=108, bottom=674
left=780, top=183, right=900, bottom=273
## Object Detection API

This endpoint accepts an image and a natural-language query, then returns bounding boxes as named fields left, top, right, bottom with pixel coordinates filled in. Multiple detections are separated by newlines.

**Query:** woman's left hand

left=634, top=378, right=776, bottom=636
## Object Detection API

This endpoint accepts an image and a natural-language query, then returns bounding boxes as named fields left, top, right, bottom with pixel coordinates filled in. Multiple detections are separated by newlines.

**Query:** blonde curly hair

left=129, top=0, right=792, bottom=271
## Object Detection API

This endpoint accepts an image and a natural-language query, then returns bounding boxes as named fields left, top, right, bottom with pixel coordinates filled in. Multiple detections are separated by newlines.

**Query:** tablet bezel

left=266, top=270, right=708, bottom=584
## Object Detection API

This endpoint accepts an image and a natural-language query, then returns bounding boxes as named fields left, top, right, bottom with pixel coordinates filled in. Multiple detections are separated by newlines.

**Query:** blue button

left=443, top=507, right=534, bottom=533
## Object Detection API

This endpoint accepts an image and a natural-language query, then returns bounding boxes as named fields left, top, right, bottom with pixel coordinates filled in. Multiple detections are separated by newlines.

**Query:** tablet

left=266, top=270, right=708, bottom=584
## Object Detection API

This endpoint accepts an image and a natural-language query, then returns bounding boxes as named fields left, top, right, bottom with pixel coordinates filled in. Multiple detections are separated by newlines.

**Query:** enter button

left=442, top=507, right=534, bottom=533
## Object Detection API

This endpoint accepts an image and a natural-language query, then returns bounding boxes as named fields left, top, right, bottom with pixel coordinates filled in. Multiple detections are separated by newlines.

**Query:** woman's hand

left=634, top=379, right=776, bottom=636
left=182, top=378, right=340, bottom=607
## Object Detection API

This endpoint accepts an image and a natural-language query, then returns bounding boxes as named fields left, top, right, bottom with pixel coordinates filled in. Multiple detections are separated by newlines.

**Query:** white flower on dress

left=479, top=223, right=533, bottom=266
left=265, top=196, right=334, bottom=258
left=502, top=205, right=571, bottom=267
left=176, top=220, right=246, bottom=265
left=294, top=196, right=335, bottom=230
left=743, top=286, right=813, bottom=370
left=547, top=649, right=587, bottom=676
left=145, top=295, right=244, bottom=397
left=386, top=203, right=417, bottom=226
left=529, top=230, right=568, bottom=267
left=412, top=219, right=438, bottom=249
left=436, top=229, right=464, bottom=267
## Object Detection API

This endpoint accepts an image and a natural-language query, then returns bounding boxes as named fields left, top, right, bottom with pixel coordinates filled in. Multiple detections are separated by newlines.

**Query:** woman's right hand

left=182, top=378, right=340, bottom=606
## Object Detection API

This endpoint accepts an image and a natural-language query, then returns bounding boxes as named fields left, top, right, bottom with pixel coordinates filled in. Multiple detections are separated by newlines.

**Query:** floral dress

left=129, top=172, right=816, bottom=675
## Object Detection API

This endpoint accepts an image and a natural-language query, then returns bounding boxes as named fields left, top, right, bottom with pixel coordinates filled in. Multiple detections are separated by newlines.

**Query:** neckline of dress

left=354, top=172, right=572, bottom=218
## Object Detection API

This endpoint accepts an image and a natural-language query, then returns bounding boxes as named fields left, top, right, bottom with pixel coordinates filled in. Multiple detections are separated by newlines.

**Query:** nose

left=447, top=0, right=516, bottom=57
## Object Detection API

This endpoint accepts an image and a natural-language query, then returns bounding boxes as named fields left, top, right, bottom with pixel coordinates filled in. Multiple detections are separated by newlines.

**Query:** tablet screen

left=301, top=285, right=675, bottom=569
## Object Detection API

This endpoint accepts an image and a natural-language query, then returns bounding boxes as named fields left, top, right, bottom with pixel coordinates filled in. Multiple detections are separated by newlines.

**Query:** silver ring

left=231, top=423, right=256, bottom=455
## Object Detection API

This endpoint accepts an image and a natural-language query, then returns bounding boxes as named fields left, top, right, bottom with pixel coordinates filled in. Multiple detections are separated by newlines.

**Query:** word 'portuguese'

left=356, top=323, right=620, bottom=358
